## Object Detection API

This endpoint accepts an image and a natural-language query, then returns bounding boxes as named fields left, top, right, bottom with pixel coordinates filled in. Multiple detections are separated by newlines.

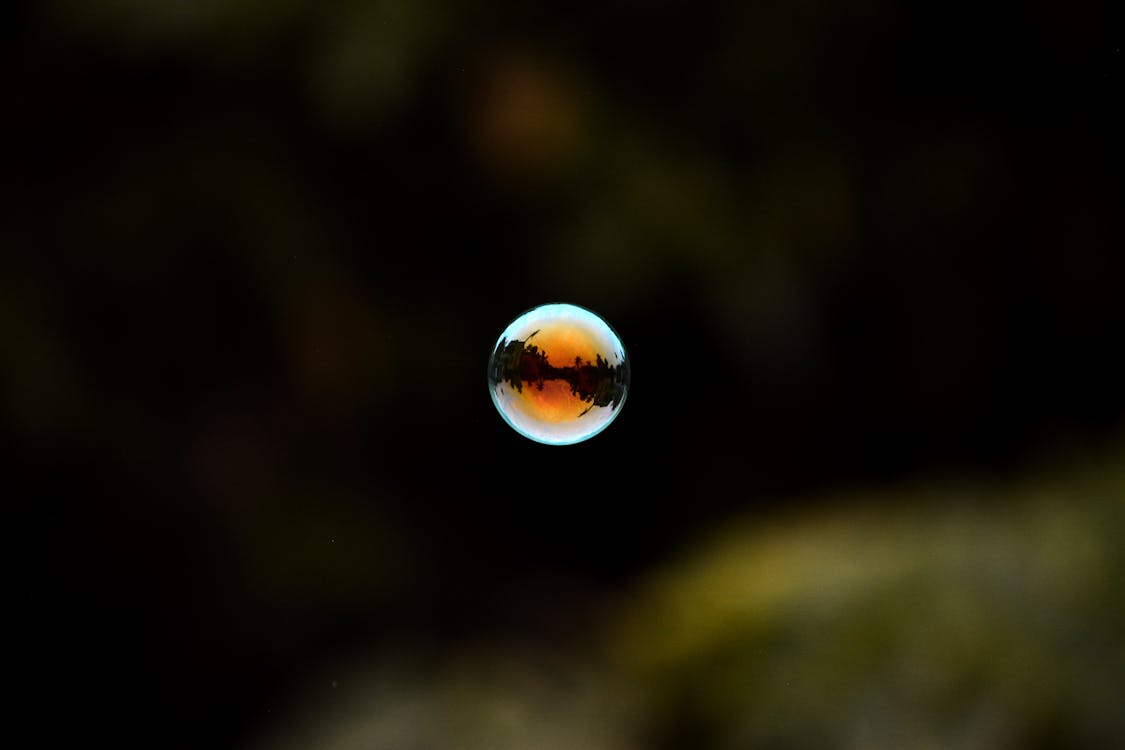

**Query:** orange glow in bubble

left=488, top=304, right=629, bottom=445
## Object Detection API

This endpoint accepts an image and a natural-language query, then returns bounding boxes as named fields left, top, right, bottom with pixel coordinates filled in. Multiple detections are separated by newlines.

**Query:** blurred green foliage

left=613, top=456, right=1125, bottom=748
left=256, top=449, right=1125, bottom=749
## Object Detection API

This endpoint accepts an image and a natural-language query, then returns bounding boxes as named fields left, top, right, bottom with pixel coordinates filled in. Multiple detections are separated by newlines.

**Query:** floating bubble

left=488, top=303, right=630, bottom=445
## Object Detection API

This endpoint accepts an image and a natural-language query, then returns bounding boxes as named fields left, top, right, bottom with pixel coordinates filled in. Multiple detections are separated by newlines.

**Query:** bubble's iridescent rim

left=488, top=303, right=629, bottom=445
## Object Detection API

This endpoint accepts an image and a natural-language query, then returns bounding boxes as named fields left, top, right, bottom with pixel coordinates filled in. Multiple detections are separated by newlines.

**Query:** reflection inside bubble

left=488, top=304, right=629, bottom=445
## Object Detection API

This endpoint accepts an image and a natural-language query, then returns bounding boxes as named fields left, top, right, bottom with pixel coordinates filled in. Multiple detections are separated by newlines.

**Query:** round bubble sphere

left=488, top=303, right=630, bottom=445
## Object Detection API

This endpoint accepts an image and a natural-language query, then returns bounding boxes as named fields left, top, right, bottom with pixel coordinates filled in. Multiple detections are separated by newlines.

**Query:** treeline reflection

left=490, top=333, right=629, bottom=415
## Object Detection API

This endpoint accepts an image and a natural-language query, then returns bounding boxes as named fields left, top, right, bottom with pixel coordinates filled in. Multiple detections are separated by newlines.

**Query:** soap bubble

left=488, top=303, right=629, bottom=445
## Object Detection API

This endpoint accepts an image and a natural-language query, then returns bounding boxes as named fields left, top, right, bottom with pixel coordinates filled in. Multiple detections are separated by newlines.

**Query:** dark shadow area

left=5, top=0, right=1123, bottom=747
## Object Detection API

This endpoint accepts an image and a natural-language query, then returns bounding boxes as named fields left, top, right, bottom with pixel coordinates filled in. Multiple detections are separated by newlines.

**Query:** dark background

left=6, top=1, right=1123, bottom=747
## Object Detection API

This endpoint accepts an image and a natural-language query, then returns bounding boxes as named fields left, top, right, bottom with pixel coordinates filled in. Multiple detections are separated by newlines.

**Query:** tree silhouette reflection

left=490, top=335, right=628, bottom=414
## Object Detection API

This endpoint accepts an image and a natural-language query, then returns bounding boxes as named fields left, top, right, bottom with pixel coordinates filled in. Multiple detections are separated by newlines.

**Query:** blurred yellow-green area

left=4, top=0, right=1123, bottom=748
left=258, top=451, right=1125, bottom=749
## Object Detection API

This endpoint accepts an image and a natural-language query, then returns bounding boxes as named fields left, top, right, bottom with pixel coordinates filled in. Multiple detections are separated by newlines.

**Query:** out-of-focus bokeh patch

left=245, top=449, right=1125, bottom=749
left=465, top=52, right=591, bottom=189
left=256, top=642, right=638, bottom=750
left=609, top=452, right=1125, bottom=748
